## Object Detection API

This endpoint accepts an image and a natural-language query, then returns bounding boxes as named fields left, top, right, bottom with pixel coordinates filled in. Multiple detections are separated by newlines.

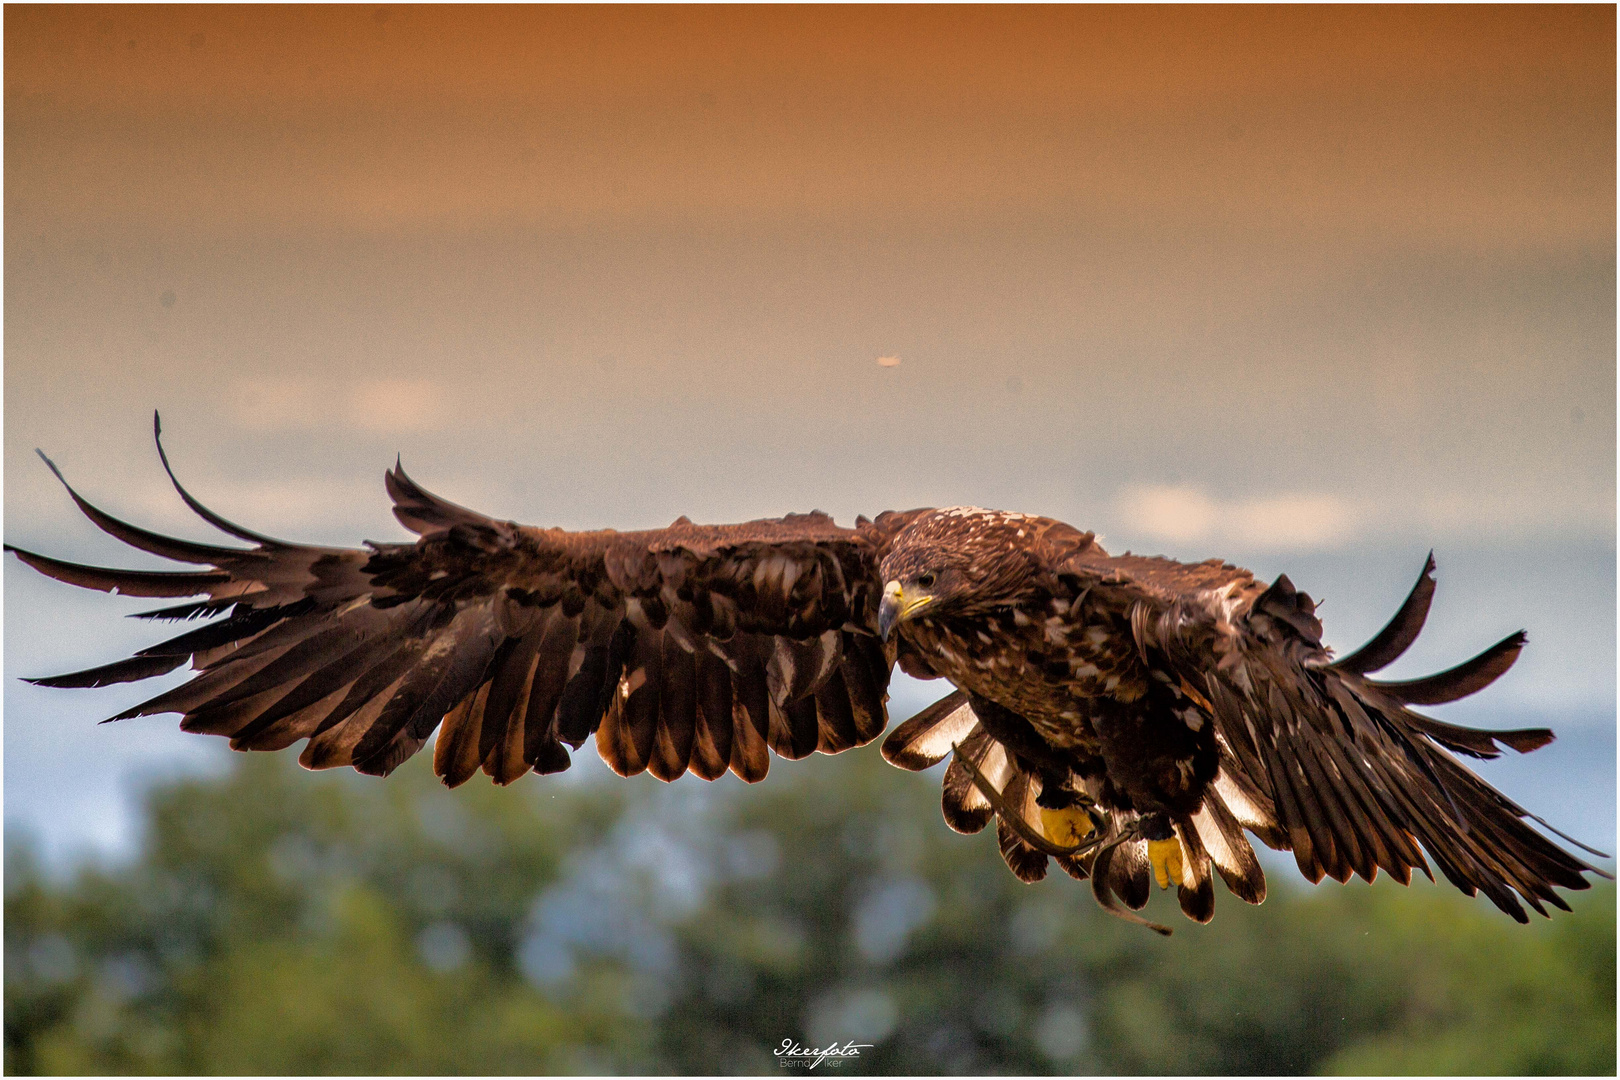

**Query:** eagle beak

left=878, top=580, right=933, bottom=642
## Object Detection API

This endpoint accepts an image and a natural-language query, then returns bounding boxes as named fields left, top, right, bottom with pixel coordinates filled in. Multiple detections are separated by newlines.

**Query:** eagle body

left=881, top=511, right=1218, bottom=822
left=9, top=425, right=1606, bottom=934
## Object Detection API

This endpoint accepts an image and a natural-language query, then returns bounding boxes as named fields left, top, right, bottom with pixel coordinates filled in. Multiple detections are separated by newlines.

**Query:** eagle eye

left=917, top=572, right=937, bottom=589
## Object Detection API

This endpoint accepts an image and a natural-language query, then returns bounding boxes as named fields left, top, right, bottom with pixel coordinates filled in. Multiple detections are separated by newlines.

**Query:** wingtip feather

left=152, top=416, right=290, bottom=547
left=1331, top=553, right=1438, bottom=674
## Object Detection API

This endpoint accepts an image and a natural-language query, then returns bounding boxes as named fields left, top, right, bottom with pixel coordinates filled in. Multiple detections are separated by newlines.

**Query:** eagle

left=8, top=419, right=1605, bottom=935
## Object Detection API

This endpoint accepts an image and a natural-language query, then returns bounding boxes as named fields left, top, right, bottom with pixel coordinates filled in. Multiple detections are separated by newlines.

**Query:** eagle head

left=877, top=506, right=1040, bottom=640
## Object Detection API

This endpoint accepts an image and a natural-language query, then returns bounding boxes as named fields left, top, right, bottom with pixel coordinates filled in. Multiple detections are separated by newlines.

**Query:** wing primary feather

left=191, top=620, right=394, bottom=712
left=730, top=638, right=774, bottom=771
left=1370, top=631, right=1526, bottom=705
left=152, top=413, right=294, bottom=548
left=1283, top=720, right=1369, bottom=882
left=487, top=670, right=533, bottom=786
left=597, top=630, right=661, bottom=777
left=354, top=611, right=502, bottom=776
left=1331, top=553, right=1436, bottom=674
left=216, top=634, right=410, bottom=745
left=6, top=546, right=231, bottom=597
left=1396, top=711, right=1553, bottom=758
left=27, top=654, right=188, bottom=690
left=33, top=448, right=267, bottom=565
left=299, top=672, right=406, bottom=771
left=434, top=690, right=488, bottom=788
left=1520, top=813, right=1613, bottom=862
left=128, top=598, right=240, bottom=621
left=1254, top=724, right=1327, bottom=882
left=728, top=674, right=771, bottom=783
left=475, top=631, right=544, bottom=770
left=1309, top=716, right=1413, bottom=879
left=841, top=634, right=891, bottom=743
left=133, top=599, right=315, bottom=657
left=779, top=694, right=821, bottom=760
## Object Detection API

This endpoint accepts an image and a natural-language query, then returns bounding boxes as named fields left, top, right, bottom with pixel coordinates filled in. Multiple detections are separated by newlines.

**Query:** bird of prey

left=9, top=419, right=1605, bottom=935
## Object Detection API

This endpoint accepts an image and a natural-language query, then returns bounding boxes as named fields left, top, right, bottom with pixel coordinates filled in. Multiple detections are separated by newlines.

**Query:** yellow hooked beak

left=878, top=580, right=935, bottom=641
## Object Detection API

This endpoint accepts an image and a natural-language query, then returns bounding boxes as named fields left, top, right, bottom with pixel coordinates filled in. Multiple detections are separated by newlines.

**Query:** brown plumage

left=9, top=419, right=1607, bottom=933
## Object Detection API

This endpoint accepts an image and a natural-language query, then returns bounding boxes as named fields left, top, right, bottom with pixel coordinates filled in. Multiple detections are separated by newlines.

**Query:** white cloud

left=348, top=379, right=443, bottom=433
left=1116, top=485, right=1360, bottom=551
left=229, top=378, right=325, bottom=431
left=1226, top=493, right=1359, bottom=548
left=225, top=378, right=448, bottom=434
left=1116, top=482, right=1615, bottom=555
left=1114, top=485, right=1218, bottom=544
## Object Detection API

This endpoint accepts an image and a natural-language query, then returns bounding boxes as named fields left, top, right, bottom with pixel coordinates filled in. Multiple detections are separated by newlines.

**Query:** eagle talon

left=1039, top=804, right=1096, bottom=847
left=1148, top=837, right=1185, bottom=890
left=950, top=742, right=1106, bottom=857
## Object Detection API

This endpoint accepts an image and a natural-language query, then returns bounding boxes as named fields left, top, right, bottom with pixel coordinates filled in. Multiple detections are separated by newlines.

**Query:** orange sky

left=5, top=4, right=1615, bottom=860
left=8, top=5, right=1613, bottom=239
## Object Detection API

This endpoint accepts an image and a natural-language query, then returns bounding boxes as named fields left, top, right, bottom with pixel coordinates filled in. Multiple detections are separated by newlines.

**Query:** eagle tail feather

left=1173, top=819, right=1217, bottom=923
left=995, top=772, right=1050, bottom=883
left=880, top=690, right=975, bottom=770
left=940, top=726, right=996, bottom=834
left=1189, top=793, right=1266, bottom=905
left=1107, top=835, right=1153, bottom=911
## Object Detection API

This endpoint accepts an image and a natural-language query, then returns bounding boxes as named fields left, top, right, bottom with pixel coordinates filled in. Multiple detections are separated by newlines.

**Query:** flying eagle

left=9, top=420, right=1605, bottom=934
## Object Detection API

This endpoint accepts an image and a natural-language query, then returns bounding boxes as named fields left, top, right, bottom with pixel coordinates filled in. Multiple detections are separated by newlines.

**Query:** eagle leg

left=1040, top=804, right=1097, bottom=848
left=1031, top=769, right=1105, bottom=841
left=948, top=742, right=1108, bottom=858
left=1148, top=838, right=1186, bottom=890
left=1135, top=812, right=1188, bottom=889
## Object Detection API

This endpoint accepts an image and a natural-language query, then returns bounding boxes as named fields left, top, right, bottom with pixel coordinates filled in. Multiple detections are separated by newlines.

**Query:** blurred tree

left=4, top=754, right=636, bottom=1074
left=6, top=747, right=1614, bottom=1075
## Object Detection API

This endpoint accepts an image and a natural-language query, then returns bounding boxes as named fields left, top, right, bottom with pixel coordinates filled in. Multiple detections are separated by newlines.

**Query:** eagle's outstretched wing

left=1088, top=551, right=1604, bottom=924
left=881, top=542, right=1603, bottom=931
left=9, top=420, right=925, bottom=786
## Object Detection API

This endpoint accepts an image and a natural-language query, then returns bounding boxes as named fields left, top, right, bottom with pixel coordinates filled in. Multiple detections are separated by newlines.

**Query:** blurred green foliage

left=6, top=746, right=1613, bottom=1075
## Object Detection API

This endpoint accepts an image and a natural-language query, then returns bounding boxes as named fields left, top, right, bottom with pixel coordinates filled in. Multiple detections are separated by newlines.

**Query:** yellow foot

left=1039, top=804, right=1096, bottom=848
left=1148, top=837, right=1185, bottom=890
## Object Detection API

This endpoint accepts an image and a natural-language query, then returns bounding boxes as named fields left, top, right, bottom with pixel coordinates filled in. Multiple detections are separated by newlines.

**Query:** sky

left=5, top=6, right=1615, bottom=867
